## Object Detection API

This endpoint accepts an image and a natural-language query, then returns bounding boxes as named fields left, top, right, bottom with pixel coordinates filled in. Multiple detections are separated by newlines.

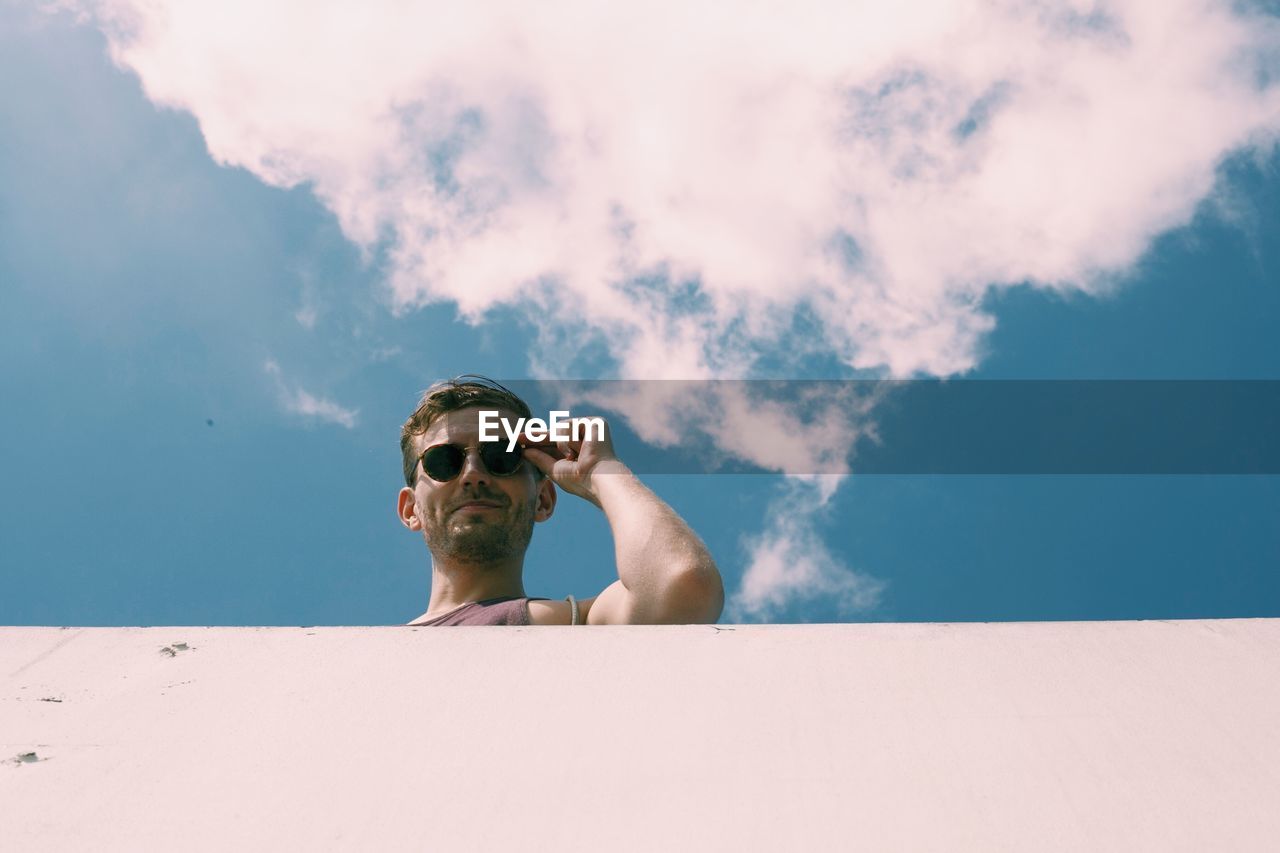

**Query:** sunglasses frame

left=417, top=442, right=526, bottom=483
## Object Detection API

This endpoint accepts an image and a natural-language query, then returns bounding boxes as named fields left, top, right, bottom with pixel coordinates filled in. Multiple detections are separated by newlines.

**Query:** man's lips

left=452, top=500, right=503, bottom=513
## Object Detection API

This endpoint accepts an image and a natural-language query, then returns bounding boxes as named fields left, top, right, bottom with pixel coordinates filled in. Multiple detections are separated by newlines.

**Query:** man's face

left=398, top=406, right=555, bottom=564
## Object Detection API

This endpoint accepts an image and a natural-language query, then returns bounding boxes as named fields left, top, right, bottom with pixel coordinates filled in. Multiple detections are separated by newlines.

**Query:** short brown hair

left=399, top=376, right=534, bottom=486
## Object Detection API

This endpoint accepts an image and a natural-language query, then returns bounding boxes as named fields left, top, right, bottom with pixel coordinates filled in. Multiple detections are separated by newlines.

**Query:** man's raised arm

left=522, top=419, right=724, bottom=624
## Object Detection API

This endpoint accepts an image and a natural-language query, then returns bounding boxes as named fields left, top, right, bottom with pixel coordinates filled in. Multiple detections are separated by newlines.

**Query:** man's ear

left=397, top=487, right=422, bottom=531
left=534, top=477, right=557, bottom=522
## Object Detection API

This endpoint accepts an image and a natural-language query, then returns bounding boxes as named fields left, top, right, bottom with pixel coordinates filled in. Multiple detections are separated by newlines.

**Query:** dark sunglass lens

left=481, top=444, right=523, bottom=476
left=421, top=445, right=465, bottom=482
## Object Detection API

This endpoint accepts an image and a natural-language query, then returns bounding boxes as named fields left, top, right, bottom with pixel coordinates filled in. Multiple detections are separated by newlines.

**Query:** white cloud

left=294, top=304, right=318, bottom=330
left=263, top=359, right=358, bottom=429
left=729, top=477, right=886, bottom=622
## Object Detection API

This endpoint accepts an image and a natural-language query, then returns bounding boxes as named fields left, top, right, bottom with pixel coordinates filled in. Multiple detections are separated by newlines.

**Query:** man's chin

left=430, top=526, right=522, bottom=563
left=447, top=515, right=500, bottom=536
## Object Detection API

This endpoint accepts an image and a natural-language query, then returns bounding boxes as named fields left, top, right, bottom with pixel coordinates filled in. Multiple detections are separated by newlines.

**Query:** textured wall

left=4, top=620, right=1278, bottom=851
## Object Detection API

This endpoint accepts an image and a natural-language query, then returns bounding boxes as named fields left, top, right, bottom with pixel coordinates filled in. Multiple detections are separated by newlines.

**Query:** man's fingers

left=520, top=440, right=566, bottom=457
left=521, top=447, right=557, bottom=475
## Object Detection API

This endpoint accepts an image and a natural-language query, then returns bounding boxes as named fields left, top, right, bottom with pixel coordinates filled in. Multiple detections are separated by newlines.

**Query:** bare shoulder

left=527, top=597, right=597, bottom=626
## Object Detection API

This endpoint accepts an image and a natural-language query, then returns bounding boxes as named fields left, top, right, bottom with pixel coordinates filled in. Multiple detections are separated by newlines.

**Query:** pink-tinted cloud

left=72, top=0, right=1280, bottom=380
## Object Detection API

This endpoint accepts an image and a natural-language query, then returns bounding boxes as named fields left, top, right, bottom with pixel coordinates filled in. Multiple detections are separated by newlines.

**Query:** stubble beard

left=426, top=499, right=535, bottom=566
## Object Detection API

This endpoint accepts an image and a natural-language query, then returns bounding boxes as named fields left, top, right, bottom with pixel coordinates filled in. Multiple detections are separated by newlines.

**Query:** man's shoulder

left=526, top=596, right=594, bottom=625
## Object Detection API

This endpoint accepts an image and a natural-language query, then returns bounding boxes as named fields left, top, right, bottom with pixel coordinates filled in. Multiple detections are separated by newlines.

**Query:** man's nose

left=457, top=448, right=491, bottom=487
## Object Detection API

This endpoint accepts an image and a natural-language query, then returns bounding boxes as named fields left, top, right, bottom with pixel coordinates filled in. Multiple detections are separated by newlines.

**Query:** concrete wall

left=3, top=620, right=1278, bottom=851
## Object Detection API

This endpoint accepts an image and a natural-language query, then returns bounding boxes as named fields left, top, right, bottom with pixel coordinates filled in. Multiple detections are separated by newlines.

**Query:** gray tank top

left=406, top=596, right=536, bottom=626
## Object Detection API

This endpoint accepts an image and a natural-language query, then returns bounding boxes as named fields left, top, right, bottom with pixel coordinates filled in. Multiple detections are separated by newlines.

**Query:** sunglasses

left=418, top=442, right=525, bottom=483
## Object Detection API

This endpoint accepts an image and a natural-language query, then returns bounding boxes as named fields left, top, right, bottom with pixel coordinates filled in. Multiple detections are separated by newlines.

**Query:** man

left=397, top=376, right=724, bottom=625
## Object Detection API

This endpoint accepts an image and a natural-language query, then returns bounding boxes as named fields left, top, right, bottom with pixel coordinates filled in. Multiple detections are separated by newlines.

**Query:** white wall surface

left=3, top=620, right=1278, bottom=851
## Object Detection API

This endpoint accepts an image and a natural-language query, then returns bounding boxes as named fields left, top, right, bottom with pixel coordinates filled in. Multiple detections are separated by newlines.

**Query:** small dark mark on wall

left=38, top=697, right=63, bottom=703
left=12, top=752, right=43, bottom=765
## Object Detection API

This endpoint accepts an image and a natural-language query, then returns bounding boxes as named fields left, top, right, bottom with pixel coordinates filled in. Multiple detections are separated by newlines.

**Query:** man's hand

left=519, top=416, right=623, bottom=507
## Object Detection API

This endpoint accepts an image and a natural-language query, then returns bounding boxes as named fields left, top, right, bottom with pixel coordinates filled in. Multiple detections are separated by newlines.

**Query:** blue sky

left=2, top=6, right=1278, bottom=625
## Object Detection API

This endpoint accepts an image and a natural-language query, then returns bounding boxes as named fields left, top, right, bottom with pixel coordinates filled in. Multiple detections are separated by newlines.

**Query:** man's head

left=397, top=377, right=555, bottom=566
